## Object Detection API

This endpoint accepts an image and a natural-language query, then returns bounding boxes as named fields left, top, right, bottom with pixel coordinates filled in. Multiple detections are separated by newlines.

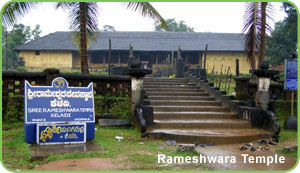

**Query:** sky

left=1, top=1, right=294, bottom=37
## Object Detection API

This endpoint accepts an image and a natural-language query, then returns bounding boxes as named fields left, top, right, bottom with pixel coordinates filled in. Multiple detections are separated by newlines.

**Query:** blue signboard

left=24, top=77, right=95, bottom=143
left=37, top=123, right=86, bottom=144
left=284, top=59, right=298, bottom=90
left=25, top=77, right=95, bottom=123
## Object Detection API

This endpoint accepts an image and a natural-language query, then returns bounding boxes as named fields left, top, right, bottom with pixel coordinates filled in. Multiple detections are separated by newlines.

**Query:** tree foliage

left=2, top=24, right=42, bottom=70
left=242, top=2, right=273, bottom=69
left=2, top=2, right=40, bottom=27
left=123, top=2, right=167, bottom=29
left=3, top=2, right=166, bottom=74
left=154, top=18, right=194, bottom=32
left=266, top=2, right=297, bottom=66
left=55, top=2, right=99, bottom=74
left=102, top=25, right=116, bottom=32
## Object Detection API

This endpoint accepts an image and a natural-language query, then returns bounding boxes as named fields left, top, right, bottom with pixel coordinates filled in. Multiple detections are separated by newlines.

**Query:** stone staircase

left=143, top=77, right=273, bottom=144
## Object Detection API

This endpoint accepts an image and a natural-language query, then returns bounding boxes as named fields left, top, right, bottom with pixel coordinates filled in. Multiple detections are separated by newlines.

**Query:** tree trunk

left=249, top=2, right=257, bottom=70
left=80, top=2, right=89, bottom=74
left=259, top=2, right=267, bottom=67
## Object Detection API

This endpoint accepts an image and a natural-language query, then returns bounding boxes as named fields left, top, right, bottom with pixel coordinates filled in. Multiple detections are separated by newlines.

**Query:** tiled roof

left=15, top=31, right=246, bottom=52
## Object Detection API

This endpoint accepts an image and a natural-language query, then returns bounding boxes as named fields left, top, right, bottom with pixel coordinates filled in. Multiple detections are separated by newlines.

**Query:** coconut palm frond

left=55, top=2, right=77, bottom=10
left=259, top=2, right=267, bottom=64
left=259, top=2, right=274, bottom=64
left=55, top=2, right=99, bottom=74
left=2, top=2, right=40, bottom=27
left=55, top=2, right=99, bottom=47
left=122, top=2, right=167, bottom=29
left=265, top=3, right=274, bottom=34
left=243, top=2, right=260, bottom=69
left=243, top=2, right=274, bottom=69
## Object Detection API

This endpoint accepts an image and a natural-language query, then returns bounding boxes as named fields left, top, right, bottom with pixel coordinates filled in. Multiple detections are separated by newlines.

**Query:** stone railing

left=184, top=70, right=234, bottom=108
left=237, top=106, right=280, bottom=134
left=234, top=77, right=296, bottom=100
left=2, top=68, right=131, bottom=98
left=185, top=69, right=280, bottom=134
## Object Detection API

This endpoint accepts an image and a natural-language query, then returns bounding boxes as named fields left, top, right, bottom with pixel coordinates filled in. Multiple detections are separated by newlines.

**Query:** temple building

left=15, top=31, right=256, bottom=74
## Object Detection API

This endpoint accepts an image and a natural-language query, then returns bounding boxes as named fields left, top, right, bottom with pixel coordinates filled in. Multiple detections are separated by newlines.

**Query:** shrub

left=17, top=66, right=26, bottom=72
left=3, top=96, right=24, bottom=122
left=169, top=74, right=175, bottom=78
left=94, top=95, right=131, bottom=119
left=2, top=95, right=131, bottom=123
left=275, top=100, right=297, bottom=121
left=109, top=99, right=131, bottom=119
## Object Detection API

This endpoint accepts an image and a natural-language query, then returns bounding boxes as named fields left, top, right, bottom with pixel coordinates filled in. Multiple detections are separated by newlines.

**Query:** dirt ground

left=33, top=157, right=128, bottom=171
left=32, top=139, right=297, bottom=171
left=197, top=139, right=298, bottom=170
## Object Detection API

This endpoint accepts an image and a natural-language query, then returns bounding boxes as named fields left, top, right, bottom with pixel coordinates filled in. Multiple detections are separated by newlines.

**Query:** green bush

left=275, top=100, right=297, bottom=121
left=17, top=66, right=26, bottom=72
left=169, top=74, right=175, bottom=78
left=94, top=95, right=131, bottom=119
left=2, top=95, right=131, bottom=123
left=90, top=69, right=108, bottom=75
left=3, top=96, right=24, bottom=122
left=109, top=99, right=131, bottom=119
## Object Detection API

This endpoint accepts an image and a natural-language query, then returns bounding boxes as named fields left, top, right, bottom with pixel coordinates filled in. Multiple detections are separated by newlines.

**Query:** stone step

left=143, top=82, right=193, bottom=86
left=152, top=119, right=251, bottom=129
left=146, top=91, right=209, bottom=96
left=144, top=88, right=204, bottom=92
left=98, top=119, right=131, bottom=127
left=149, top=100, right=221, bottom=106
left=148, top=96, right=215, bottom=101
left=146, top=129, right=273, bottom=144
left=153, top=106, right=229, bottom=112
left=144, top=78, right=272, bottom=145
left=153, top=112, right=237, bottom=119
left=144, top=79, right=189, bottom=82
left=143, top=85, right=198, bottom=89
left=144, top=78, right=189, bottom=82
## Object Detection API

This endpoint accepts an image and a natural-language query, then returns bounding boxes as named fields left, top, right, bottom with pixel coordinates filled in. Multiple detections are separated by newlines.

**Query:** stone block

left=284, top=116, right=297, bottom=131
left=284, top=145, right=297, bottom=152
left=177, top=144, right=195, bottom=152
left=98, top=119, right=130, bottom=127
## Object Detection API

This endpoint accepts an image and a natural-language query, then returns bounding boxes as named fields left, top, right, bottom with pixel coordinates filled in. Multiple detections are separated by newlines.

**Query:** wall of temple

left=19, top=50, right=257, bottom=74
left=19, top=51, right=73, bottom=71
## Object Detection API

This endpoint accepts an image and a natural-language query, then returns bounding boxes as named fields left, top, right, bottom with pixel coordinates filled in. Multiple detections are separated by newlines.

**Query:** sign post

left=284, top=59, right=297, bottom=116
left=24, top=77, right=95, bottom=144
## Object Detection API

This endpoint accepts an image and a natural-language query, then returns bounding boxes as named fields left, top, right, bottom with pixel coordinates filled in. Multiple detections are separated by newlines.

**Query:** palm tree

left=243, top=2, right=273, bottom=70
left=2, top=2, right=40, bottom=27
left=55, top=2, right=99, bottom=74
left=3, top=2, right=166, bottom=74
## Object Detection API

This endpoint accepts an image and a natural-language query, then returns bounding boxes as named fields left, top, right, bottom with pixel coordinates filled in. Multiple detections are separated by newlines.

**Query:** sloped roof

left=15, top=31, right=246, bottom=52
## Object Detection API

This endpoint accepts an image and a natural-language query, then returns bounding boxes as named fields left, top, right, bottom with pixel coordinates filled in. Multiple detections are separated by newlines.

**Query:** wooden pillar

left=199, top=52, right=202, bottom=68
left=118, top=53, right=121, bottom=65
left=103, top=54, right=106, bottom=66
left=203, top=44, right=208, bottom=69
left=236, top=59, right=240, bottom=76
left=108, top=39, right=111, bottom=75
left=186, top=54, right=188, bottom=64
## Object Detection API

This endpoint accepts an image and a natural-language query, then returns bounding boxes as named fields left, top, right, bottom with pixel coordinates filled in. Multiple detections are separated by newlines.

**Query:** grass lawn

left=274, top=120, right=298, bottom=158
left=206, top=73, right=236, bottom=95
left=2, top=122, right=208, bottom=171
